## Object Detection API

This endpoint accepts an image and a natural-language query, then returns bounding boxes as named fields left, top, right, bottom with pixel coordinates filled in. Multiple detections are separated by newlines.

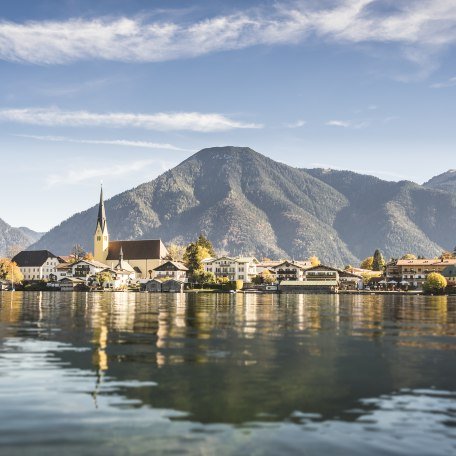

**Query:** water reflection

left=0, top=292, right=455, bottom=455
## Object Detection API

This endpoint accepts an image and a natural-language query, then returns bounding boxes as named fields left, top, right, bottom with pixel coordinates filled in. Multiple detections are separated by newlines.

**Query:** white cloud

left=0, top=1, right=454, bottom=65
left=0, top=107, right=261, bottom=132
left=285, top=119, right=307, bottom=128
left=430, top=76, right=456, bottom=88
left=46, top=159, right=167, bottom=186
left=326, top=119, right=369, bottom=129
left=16, top=134, right=194, bottom=151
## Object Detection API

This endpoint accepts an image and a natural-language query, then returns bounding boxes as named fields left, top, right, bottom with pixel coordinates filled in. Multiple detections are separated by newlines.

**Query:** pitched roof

left=153, top=261, right=188, bottom=271
left=12, top=250, right=61, bottom=267
left=442, top=265, right=456, bottom=277
left=396, top=259, right=456, bottom=266
left=72, top=259, right=110, bottom=268
left=106, top=240, right=168, bottom=261
left=271, top=260, right=307, bottom=270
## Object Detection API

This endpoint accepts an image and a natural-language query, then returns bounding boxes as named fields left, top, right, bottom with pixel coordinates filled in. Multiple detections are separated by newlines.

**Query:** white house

left=71, top=259, right=111, bottom=282
left=153, top=261, right=188, bottom=282
left=270, top=260, right=311, bottom=282
left=12, top=250, right=65, bottom=281
left=203, top=256, right=259, bottom=282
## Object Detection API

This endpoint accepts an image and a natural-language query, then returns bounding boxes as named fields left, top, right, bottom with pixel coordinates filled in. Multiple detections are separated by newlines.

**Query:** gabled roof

left=304, top=264, right=362, bottom=278
left=106, top=240, right=168, bottom=261
left=153, top=261, right=188, bottom=271
left=271, top=260, right=307, bottom=270
left=12, top=250, right=61, bottom=267
left=72, top=259, right=109, bottom=269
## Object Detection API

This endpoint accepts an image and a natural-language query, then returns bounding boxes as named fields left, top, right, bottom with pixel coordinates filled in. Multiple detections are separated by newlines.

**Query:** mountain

left=31, top=147, right=456, bottom=266
left=0, top=219, right=43, bottom=257
left=423, top=170, right=456, bottom=194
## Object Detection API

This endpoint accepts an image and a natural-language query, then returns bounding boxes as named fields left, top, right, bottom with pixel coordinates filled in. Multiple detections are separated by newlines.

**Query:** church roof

left=106, top=240, right=168, bottom=261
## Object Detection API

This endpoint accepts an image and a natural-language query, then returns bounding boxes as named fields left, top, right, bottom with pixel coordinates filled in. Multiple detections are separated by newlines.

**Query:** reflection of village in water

left=1, top=292, right=456, bottom=424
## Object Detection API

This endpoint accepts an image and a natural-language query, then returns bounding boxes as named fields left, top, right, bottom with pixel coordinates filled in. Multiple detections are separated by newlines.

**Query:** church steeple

left=94, top=185, right=109, bottom=263
left=96, top=185, right=107, bottom=233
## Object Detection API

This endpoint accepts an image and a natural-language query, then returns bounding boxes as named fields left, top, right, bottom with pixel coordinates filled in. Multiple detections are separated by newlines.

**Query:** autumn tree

left=183, top=244, right=211, bottom=276
left=84, top=252, right=94, bottom=261
left=70, top=244, right=86, bottom=262
left=192, top=270, right=216, bottom=285
left=401, top=253, right=417, bottom=260
left=0, top=259, right=24, bottom=283
left=360, top=256, right=374, bottom=270
left=423, top=273, right=447, bottom=295
left=309, top=256, right=320, bottom=267
left=196, top=234, right=216, bottom=257
left=372, top=249, right=385, bottom=271
left=166, top=244, right=186, bottom=262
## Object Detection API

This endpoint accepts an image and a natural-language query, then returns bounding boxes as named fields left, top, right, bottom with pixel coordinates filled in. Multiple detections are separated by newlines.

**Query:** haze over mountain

left=0, top=218, right=43, bottom=257
left=30, top=147, right=456, bottom=266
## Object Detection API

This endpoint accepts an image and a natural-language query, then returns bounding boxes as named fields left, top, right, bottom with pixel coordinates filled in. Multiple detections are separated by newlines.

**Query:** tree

left=309, top=256, right=320, bottom=267
left=94, top=271, right=113, bottom=287
left=166, top=244, right=186, bottom=262
left=401, top=253, right=417, bottom=260
left=423, top=273, right=447, bottom=295
left=84, top=252, right=94, bottom=261
left=70, top=244, right=86, bottom=262
left=372, top=249, right=385, bottom=271
left=440, top=251, right=455, bottom=260
left=360, top=256, right=374, bottom=270
left=196, top=234, right=216, bottom=257
left=192, top=270, right=216, bottom=285
left=0, top=259, right=24, bottom=283
left=183, top=243, right=211, bottom=275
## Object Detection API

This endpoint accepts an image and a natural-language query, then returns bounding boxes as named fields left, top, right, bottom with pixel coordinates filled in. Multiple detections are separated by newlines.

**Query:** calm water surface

left=0, top=292, right=455, bottom=455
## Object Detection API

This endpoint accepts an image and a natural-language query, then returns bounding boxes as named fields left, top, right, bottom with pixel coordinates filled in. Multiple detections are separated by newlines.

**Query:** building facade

left=12, top=250, right=64, bottom=281
left=203, top=256, right=258, bottom=282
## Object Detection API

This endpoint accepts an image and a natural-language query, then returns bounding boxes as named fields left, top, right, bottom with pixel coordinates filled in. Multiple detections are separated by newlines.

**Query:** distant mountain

left=423, top=170, right=456, bottom=194
left=31, top=147, right=456, bottom=266
left=0, top=219, right=43, bottom=257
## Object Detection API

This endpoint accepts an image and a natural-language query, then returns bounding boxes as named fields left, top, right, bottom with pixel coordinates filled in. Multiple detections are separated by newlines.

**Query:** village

left=2, top=188, right=456, bottom=295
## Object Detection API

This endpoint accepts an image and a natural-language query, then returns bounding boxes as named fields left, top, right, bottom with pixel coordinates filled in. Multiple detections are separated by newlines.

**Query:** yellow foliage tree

left=309, top=256, right=320, bottom=266
left=360, top=256, right=374, bottom=270
left=0, top=258, right=24, bottom=283
left=423, top=273, right=447, bottom=295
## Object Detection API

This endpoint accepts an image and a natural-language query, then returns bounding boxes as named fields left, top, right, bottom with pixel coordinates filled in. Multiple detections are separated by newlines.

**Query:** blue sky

left=0, top=0, right=455, bottom=231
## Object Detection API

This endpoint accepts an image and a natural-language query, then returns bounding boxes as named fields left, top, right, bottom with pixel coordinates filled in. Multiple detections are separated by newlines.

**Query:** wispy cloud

left=430, top=76, right=456, bottom=88
left=16, top=134, right=194, bottom=152
left=46, top=159, right=168, bottom=186
left=285, top=119, right=307, bottom=128
left=0, top=107, right=261, bottom=132
left=0, top=1, right=454, bottom=66
left=325, top=119, right=369, bottom=129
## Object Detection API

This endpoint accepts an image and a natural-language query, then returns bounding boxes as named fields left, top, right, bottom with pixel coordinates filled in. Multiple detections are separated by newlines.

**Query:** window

left=97, top=236, right=101, bottom=241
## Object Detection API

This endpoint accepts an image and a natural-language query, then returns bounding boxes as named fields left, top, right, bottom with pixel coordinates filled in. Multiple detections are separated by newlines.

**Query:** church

left=93, top=187, right=169, bottom=279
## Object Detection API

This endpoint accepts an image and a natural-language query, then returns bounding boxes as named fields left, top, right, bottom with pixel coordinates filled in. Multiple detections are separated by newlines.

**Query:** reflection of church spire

left=96, top=185, right=107, bottom=233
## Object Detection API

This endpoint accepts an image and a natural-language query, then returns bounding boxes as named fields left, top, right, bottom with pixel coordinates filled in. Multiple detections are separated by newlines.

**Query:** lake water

left=0, top=292, right=455, bottom=455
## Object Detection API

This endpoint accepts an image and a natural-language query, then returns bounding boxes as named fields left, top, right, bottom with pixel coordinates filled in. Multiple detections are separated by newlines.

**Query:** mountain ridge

left=29, top=147, right=456, bottom=266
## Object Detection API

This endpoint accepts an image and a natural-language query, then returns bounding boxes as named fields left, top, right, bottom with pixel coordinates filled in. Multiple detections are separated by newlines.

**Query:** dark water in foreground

left=0, top=292, right=455, bottom=455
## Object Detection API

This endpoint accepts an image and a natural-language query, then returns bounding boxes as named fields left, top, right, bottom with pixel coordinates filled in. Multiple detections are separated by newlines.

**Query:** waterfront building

left=93, top=187, right=168, bottom=279
left=270, top=260, right=310, bottom=282
left=153, top=261, right=188, bottom=282
left=12, top=250, right=65, bottom=281
left=442, top=265, right=456, bottom=286
left=203, top=256, right=259, bottom=281
left=396, top=258, right=456, bottom=288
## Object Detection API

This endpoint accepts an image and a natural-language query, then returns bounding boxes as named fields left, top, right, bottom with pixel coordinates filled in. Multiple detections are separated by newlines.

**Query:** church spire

left=96, top=185, right=107, bottom=233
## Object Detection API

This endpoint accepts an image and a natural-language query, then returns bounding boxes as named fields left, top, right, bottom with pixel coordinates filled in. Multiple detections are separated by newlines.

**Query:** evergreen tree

left=196, top=234, right=216, bottom=257
left=372, top=249, right=385, bottom=271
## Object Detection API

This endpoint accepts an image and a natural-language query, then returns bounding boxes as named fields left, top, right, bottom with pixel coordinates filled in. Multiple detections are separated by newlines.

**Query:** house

left=278, top=264, right=362, bottom=293
left=71, top=259, right=111, bottom=282
left=92, top=186, right=168, bottom=279
left=12, top=250, right=65, bottom=281
left=59, top=277, right=86, bottom=291
left=161, top=279, right=185, bottom=293
left=271, top=260, right=310, bottom=282
left=153, top=261, right=188, bottom=282
left=55, top=262, right=73, bottom=281
left=442, top=265, right=456, bottom=286
left=203, top=256, right=259, bottom=282
left=143, top=279, right=162, bottom=292
left=396, top=258, right=456, bottom=289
